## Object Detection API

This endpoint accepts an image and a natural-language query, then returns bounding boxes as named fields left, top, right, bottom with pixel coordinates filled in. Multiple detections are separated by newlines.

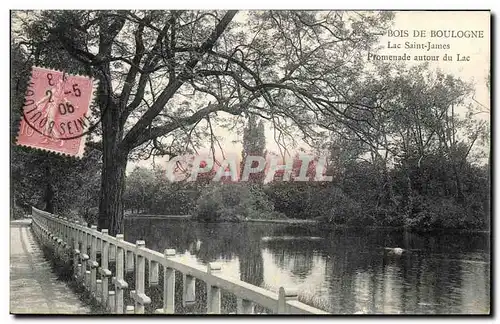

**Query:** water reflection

left=124, top=219, right=490, bottom=314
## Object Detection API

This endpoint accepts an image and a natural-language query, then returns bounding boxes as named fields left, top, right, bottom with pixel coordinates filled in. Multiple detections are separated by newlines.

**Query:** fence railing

left=30, top=207, right=329, bottom=315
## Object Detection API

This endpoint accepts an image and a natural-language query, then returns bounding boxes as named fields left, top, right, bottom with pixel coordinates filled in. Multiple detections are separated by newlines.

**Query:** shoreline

left=123, top=214, right=489, bottom=233
left=244, top=218, right=318, bottom=224
left=124, top=214, right=192, bottom=220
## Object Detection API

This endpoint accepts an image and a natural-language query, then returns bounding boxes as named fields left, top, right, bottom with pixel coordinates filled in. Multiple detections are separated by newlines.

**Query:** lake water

left=123, top=219, right=490, bottom=314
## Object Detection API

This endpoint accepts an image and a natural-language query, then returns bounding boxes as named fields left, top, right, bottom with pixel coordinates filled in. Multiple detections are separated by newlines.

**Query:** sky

left=378, top=11, right=490, bottom=112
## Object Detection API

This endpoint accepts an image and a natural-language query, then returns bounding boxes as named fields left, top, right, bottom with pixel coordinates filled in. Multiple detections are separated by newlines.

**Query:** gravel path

left=10, top=219, right=91, bottom=314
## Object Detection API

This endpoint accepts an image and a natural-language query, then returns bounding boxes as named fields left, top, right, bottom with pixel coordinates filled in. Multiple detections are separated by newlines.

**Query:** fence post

left=207, top=263, right=222, bottom=314
left=62, top=219, right=66, bottom=243
left=90, top=225, right=98, bottom=297
left=108, top=291, right=115, bottom=313
left=131, top=240, right=151, bottom=314
left=85, top=231, right=92, bottom=288
left=182, top=273, right=196, bottom=307
left=126, top=250, right=134, bottom=273
left=99, top=229, right=112, bottom=309
left=96, top=279, right=102, bottom=303
left=237, top=298, right=255, bottom=314
left=52, top=220, right=60, bottom=259
left=61, top=219, right=69, bottom=265
left=155, top=249, right=176, bottom=314
left=81, top=228, right=90, bottom=288
left=79, top=227, right=85, bottom=284
left=109, top=240, right=116, bottom=262
left=113, top=234, right=127, bottom=314
left=62, top=219, right=68, bottom=261
left=96, top=233, right=102, bottom=302
left=66, top=219, right=70, bottom=245
left=277, top=287, right=299, bottom=314
left=97, top=234, right=102, bottom=254
left=73, top=222, right=81, bottom=280
left=148, top=260, right=159, bottom=287
left=60, top=219, right=65, bottom=243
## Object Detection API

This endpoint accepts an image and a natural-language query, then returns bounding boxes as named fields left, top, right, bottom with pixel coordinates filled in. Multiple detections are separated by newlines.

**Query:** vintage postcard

left=10, top=10, right=490, bottom=315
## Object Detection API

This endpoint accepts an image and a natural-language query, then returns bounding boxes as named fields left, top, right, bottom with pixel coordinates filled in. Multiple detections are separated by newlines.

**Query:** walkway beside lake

left=10, top=219, right=91, bottom=314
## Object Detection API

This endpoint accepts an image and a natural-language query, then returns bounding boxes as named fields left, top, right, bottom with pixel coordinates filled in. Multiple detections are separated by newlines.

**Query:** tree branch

left=120, top=10, right=238, bottom=152
left=119, top=20, right=146, bottom=112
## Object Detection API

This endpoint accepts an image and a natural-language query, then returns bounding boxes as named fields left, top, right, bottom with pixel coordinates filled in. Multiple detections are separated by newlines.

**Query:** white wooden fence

left=30, top=207, right=329, bottom=315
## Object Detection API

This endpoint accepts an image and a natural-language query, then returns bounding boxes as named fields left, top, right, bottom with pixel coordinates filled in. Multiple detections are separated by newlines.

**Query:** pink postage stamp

left=16, top=67, right=97, bottom=157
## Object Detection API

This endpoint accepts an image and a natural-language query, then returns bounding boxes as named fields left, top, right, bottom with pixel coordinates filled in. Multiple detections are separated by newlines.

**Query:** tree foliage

left=265, top=65, right=490, bottom=229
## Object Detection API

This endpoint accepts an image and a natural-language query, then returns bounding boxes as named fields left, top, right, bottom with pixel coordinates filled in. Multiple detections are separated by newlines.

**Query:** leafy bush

left=404, top=195, right=467, bottom=230
left=309, top=186, right=368, bottom=225
left=193, top=183, right=281, bottom=222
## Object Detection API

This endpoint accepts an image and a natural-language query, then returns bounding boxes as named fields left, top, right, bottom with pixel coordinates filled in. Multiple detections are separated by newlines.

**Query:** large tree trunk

left=405, top=171, right=414, bottom=222
left=98, top=101, right=127, bottom=235
left=98, top=151, right=127, bottom=235
left=452, top=163, right=466, bottom=205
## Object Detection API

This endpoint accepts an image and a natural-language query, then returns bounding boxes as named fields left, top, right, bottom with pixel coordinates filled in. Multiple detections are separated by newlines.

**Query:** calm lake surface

left=124, top=219, right=490, bottom=314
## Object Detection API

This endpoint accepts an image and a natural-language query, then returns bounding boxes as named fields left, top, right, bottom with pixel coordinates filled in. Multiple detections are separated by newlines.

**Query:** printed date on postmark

left=16, top=67, right=98, bottom=157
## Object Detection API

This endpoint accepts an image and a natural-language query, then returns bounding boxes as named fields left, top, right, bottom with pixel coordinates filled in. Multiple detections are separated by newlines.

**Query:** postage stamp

left=16, top=66, right=97, bottom=157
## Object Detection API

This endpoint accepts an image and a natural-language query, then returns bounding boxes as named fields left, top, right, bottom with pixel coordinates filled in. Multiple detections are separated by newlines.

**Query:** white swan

left=384, top=247, right=405, bottom=255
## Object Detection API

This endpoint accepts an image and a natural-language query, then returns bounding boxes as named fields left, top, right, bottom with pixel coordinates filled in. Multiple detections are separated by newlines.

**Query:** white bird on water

left=384, top=247, right=405, bottom=256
